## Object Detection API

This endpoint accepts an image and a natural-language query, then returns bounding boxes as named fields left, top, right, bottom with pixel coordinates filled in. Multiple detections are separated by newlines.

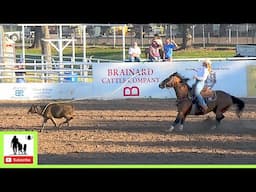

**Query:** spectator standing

left=163, top=38, right=178, bottom=62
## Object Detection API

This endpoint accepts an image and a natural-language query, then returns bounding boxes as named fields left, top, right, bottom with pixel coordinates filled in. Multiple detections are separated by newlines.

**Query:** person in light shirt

left=128, top=41, right=141, bottom=62
left=192, top=59, right=212, bottom=112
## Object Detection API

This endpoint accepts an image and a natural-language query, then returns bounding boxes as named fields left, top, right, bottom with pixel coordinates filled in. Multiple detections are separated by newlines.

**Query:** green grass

left=16, top=46, right=236, bottom=61
left=174, top=48, right=236, bottom=59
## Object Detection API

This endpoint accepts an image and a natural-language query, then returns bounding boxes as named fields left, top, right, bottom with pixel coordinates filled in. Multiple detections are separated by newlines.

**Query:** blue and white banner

left=92, top=60, right=256, bottom=99
left=0, top=60, right=256, bottom=100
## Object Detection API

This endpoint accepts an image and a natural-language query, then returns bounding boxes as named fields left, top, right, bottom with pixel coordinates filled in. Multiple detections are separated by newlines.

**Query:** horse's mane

left=173, top=72, right=191, bottom=86
left=172, top=72, right=193, bottom=95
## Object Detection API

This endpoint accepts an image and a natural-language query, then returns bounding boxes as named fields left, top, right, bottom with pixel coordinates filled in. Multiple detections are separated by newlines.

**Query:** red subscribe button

left=4, top=156, right=33, bottom=164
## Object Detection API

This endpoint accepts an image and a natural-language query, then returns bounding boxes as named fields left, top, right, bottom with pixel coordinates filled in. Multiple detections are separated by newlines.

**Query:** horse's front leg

left=179, top=112, right=187, bottom=131
left=166, top=112, right=184, bottom=132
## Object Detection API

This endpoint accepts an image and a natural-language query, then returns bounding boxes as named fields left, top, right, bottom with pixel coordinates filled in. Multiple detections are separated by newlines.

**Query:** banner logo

left=123, top=86, right=140, bottom=96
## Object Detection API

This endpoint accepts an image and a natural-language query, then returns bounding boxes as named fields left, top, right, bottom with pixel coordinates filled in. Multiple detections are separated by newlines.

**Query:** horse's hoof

left=166, top=126, right=175, bottom=132
left=178, top=125, right=184, bottom=131
left=237, top=112, right=242, bottom=118
left=210, top=125, right=217, bottom=130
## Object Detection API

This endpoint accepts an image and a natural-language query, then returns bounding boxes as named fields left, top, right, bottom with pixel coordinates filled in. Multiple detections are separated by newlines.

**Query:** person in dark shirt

left=11, top=136, right=19, bottom=155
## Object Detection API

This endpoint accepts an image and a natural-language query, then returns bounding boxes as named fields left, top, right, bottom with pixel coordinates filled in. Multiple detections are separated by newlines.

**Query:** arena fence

left=0, top=57, right=256, bottom=100
left=0, top=62, right=92, bottom=83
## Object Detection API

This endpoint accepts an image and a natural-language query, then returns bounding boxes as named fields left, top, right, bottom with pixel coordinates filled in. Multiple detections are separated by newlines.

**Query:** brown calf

left=28, top=103, right=74, bottom=132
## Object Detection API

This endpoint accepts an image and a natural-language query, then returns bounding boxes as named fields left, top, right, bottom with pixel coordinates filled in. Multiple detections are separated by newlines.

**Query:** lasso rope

left=41, top=72, right=143, bottom=115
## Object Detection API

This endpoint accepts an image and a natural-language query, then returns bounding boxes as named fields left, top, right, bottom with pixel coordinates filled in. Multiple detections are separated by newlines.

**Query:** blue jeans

left=149, top=57, right=161, bottom=62
left=194, top=80, right=207, bottom=107
left=129, top=57, right=140, bottom=62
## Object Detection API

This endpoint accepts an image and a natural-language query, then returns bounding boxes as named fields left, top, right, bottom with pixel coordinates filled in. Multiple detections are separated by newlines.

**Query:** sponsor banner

left=92, top=62, right=177, bottom=98
left=0, top=82, right=93, bottom=100
left=92, top=60, right=256, bottom=98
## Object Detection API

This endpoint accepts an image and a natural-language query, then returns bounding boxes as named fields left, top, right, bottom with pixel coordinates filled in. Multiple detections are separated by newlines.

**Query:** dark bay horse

left=159, top=72, right=245, bottom=132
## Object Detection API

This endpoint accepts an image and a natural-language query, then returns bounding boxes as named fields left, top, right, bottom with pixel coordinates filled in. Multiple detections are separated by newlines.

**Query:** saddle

left=200, top=87, right=217, bottom=101
left=188, top=87, right=216, bottom=114
left=190, top=85, right=217, bottom=103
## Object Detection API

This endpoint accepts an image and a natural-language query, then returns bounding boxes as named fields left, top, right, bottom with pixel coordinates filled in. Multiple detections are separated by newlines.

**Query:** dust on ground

left=0, top=98, right=256, bottom=164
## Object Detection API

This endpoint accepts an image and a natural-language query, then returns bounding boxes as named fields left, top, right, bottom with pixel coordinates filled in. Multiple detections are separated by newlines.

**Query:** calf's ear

left=28, top=104, right=34, bottom=113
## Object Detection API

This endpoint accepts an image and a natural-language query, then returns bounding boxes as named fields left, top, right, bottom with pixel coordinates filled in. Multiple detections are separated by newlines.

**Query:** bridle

left=164, top=75, right=191, bottom=103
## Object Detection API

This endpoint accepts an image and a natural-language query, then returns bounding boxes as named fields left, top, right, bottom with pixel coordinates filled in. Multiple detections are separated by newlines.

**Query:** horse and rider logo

left=2, top=133, right=36, bottom=164
left=10, top=135, right=28, bottom=155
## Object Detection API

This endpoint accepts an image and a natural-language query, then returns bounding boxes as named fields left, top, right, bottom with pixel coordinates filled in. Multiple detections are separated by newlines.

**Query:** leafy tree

left=179, top=24, right=193, bottom=49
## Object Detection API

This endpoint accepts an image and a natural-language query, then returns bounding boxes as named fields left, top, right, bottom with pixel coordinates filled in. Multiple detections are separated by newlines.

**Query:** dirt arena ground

left=0, top=98, right=256, bottom=164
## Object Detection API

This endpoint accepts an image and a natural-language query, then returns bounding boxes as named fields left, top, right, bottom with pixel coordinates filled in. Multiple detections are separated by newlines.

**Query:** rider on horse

left=192, top=59, right=212, bottom=113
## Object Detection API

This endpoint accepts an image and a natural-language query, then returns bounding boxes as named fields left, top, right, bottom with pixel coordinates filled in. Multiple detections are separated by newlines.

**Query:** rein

left=176, top=97, right=190, bottom=103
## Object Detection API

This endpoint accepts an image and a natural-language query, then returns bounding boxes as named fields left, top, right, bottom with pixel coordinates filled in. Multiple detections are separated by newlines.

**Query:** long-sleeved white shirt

left=195, top=67, right=209, bottom=81
left=128, top=46, right=141, bottom=56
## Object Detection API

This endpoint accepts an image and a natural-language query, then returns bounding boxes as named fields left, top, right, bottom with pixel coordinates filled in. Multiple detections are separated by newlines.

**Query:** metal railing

left=0, top=62, right=93, bottom=83
left=16, top=54, right=122, bottom=64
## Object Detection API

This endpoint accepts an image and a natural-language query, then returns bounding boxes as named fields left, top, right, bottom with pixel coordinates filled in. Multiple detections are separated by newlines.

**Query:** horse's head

left=159, top=72, right=189, bottom=89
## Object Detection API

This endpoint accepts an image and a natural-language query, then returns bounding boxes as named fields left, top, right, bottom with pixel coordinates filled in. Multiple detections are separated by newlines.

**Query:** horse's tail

left=231, top=96, right=245, bottom=118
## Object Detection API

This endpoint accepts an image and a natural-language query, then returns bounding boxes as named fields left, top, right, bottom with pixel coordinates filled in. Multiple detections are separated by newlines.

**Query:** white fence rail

left=0, top=62, right=92, bottom=83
